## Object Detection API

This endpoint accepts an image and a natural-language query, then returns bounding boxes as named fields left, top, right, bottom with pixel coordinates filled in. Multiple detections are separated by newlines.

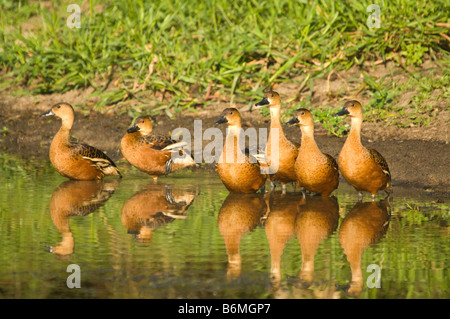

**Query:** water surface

left=0, top=167, right=448, bottom=299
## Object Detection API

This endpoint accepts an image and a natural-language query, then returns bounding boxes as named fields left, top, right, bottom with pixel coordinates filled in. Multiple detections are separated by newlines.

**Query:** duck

left=40, top=102, right=121, bottom=180
left=120, top=116, right=196, bottom=181
left=286, top=108, right=339, bottom=197
left=215, top=108, right=267, bottom=193
left=254, top=91, right=300, bottom=193
left=335, top=100, right=392, bottom=201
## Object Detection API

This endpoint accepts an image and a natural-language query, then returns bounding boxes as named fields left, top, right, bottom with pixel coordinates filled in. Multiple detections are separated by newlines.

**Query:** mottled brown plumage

left=215, top=108, right=267, bottom=193
left=120, top=116, right=195, bottom=180
left=335, top=101, right=392, bottom=200
left=287, top=109, right=339, bottom=197
left=255, top=91, right=299, bottom=192
left=40, top=103, right=121, bottom=180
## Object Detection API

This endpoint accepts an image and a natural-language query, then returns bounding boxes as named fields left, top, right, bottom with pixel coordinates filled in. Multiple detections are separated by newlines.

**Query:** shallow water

left=0, top=167, right=448, bottom=299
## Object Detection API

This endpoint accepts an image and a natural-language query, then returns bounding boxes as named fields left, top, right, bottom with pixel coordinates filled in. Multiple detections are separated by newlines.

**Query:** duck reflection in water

left=263, top=191, right=303, bottom=285
left=49, top=179, right=119, bottom=256
left=339, top=199, right=391, bottom=297
left=218, top=193, right=267, bottom=280
left=295, top=195, right=339, bottom=288
left=121, top=183, right=199, bottom=243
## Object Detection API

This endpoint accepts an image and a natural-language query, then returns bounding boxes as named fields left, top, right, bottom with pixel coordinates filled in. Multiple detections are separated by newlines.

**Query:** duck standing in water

left=40, top=103, right=121, bottom=180
left=121, top=116, right=195, bottom=181
left=215, top=108, right=267, bottom=193
left=286, top=109, right=339, bottom=197
left=254, top=91, right=299, bottom=193
left=335, top=100, right=392, bottom=200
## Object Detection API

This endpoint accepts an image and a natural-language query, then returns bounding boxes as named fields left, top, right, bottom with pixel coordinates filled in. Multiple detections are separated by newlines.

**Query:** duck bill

left=335, top=108, right=349, bottom=117
left=254, top=97, right=269, bottom=109
left=40, top=109, right=54, bottom=117
left=286, top=117, right=299, bottom=126
left=127, top=124, right=140, bottom=133
left=214, top=116, right=228, bottom=125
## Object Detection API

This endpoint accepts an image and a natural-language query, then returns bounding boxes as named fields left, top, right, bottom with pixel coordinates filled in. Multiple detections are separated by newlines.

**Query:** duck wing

left=324, top=153, right=339, bottom=171
left=142, top=134, right=176, bottom=150
left=368, top=148, right=391, bottom=179
left=72, top=143, right=121, bottom=177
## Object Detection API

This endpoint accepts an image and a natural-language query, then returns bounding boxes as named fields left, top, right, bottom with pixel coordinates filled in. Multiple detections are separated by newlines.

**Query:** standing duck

left=254, top=91, right=299, bottom=193
left=40, top=103, right=121, bottom=180
left=335, top=100, right=392, bottom=200
left=120, top=116, right=195, bottom=181
left=286, top=109, right=339, bottom=197
left=215, top=108, right=267, bottom=193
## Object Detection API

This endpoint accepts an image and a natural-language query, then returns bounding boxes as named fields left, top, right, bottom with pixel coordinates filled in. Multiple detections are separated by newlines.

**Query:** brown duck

left=41, top=103, right=121, bottom=180
left=255, top=91, right=300, bottom=193
left=120, top=116, right=195, bottom=180
left=335, top=100, right=392, bottom=200
left=215, top=108, right=267, bottom=193
left=287, top=108, right=339, bottom=197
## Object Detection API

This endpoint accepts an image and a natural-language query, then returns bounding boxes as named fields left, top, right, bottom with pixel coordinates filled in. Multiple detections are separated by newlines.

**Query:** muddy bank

left=1, top=102, right=449, bottom=195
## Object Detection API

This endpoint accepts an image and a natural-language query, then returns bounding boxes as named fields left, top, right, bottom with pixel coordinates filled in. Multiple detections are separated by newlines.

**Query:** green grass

left=0, top=0, right=449, bottom=124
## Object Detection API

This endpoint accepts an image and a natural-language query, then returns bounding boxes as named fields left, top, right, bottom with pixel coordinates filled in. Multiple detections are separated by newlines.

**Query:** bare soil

left=1, top=61, right=449, bottom=196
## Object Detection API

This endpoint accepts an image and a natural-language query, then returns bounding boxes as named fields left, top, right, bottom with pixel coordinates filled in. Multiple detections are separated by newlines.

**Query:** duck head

left=254, top=91, right=281, bottom=109
left=335, top=100, right=363, bottom=118
left=127, top=116, right=153, bottom=135
left=286, top=108, right=314, bottom=127
left=215, top=108, right=242, bottom=127
left=40, top=102, right=74, bottom=120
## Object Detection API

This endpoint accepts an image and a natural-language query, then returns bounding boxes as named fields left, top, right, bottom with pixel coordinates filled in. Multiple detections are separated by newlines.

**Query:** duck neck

left=225, top=125, right=241, bottom=148
left=269, top=106, right=282, bottom=129
left=223, top=124, right=243, bottom=162
left=300, top=125, right=320, bottom=152
left=347, top=117, right=363, bottom=147
left=269, top=106, right=286, bottom=146
left=55, top=116, right=74, bottom=144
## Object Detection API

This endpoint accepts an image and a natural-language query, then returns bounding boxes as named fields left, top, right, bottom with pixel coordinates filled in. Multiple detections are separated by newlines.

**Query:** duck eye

left=229, top=111, right=232, bottom=114
left=57, top=105, right=61, bottom=109
left=300, top=112, right=304, bottom=115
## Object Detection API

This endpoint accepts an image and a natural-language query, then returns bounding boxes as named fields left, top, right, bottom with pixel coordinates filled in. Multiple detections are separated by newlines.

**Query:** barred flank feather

left=82, top=156, right=122, bottom=177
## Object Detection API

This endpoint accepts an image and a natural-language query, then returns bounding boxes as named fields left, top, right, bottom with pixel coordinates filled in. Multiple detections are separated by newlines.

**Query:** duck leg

left=270, top=182, right=276, bottom=191
left=358, top=192, right=363, bottom=202
left=165, top=159, right=173, bottom=176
